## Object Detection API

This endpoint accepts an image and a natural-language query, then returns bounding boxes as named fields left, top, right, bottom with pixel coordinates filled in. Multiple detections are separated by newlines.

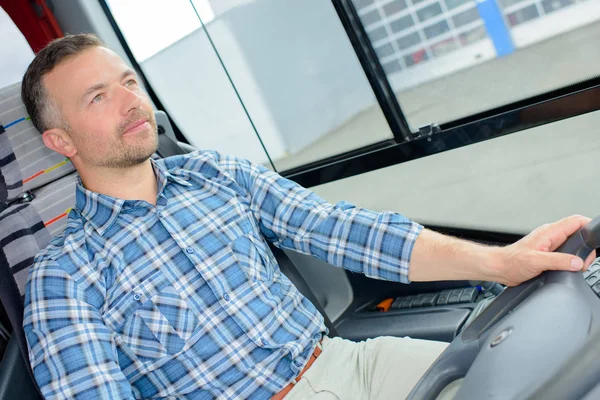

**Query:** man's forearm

left=408, top=229, right=503, bottom=282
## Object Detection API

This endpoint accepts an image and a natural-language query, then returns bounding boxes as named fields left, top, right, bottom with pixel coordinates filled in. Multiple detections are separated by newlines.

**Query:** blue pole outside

left=476, top=0, right=515, bottom=57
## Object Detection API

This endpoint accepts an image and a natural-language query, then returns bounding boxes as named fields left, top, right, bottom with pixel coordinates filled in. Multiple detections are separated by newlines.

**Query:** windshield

left=106, top=0, right=395, bottom=171
left=355, top=0, right=600, bottom=128
left=105, top=0, right=600, bottom=234
left=107, top=0, right=599, bottom=173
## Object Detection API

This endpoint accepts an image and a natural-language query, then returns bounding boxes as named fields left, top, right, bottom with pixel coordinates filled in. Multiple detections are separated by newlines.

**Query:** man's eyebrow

left=78, top=68, right=137, bottom=106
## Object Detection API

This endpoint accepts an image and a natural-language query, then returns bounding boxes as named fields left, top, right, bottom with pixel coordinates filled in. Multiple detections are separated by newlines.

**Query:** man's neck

left=78, top=159, right=158, bottom=206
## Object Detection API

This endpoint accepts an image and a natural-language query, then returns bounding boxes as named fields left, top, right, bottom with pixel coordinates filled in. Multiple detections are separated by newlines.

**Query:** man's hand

left=409, top=215, right=597, bottom=286
left=488, top=215, right=597, bottom=286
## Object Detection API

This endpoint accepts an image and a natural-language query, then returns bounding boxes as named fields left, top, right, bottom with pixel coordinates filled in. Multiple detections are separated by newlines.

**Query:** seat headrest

left=0, top=82, right=76, bottom=205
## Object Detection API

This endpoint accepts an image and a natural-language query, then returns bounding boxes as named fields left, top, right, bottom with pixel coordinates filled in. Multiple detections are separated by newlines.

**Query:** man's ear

left=42, top=128, right=77, bottom=158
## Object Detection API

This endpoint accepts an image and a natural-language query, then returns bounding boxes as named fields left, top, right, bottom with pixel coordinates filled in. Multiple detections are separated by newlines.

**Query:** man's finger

left=538, top=215, right=592, bottom=252
left=537, top=251, right=584, bottom=272
left=584, top=249, right=597, bottom=271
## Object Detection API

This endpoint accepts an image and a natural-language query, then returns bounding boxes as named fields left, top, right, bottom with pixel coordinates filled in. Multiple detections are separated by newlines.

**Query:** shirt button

left=133, top=293, right=142, bottom=302
left=157, top=211, right=164, bottom=218
left=223, top=293, right=230, bottom=301
left=186, top=247, right=194, bottom=254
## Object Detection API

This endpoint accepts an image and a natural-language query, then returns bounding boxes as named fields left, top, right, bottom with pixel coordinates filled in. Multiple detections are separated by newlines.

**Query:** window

left=367, top=26, right=389, bottom=42
left=107, top=0, right=394, bottom=171
left=507, top=5, right=540, bottom=26
left=360, top=9, right=382, bottom=25
left=397, top=32, right=422, bottom=50
left=382, top=59, right=403, bottom=73
left=458, top=24, right=487, bottom=45
left=416, top=3, right=444, bottom=22
left=541, top=0, right=574, bottom=14
left=354, top=0, right=375, bottom=10
left=375, top=42, right=396, bottom=57
left=403, top=49, right=429, bottom=66
left=390, top=14, right=415, bottom=32
left=102, top=0, right=600, bottom=234
left=359, top=0, right=600, bottom=130
left=500, top=0, right=528, bottom=7
left=383, top=0, right=408, bottom=17
left=452, top=8, right=480, bottom=28
left=0, top=6, right=34, bottom=87
left=445, top=0, right=472, bottom=10
left=423, top=20, right=450, bottom=39
left=431, top=37, right=459, bottom=56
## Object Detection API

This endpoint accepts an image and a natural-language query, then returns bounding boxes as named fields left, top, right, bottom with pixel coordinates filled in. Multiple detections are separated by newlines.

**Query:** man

left=21, top=34, right=594, bottom=400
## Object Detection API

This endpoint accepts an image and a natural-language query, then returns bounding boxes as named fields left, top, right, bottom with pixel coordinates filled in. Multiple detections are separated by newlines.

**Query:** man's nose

left=117, top=84, right=143, bottom=115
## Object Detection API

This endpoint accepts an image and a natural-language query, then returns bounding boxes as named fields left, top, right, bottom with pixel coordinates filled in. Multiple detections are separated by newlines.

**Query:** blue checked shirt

left=23, top=151, right=423, bottom=399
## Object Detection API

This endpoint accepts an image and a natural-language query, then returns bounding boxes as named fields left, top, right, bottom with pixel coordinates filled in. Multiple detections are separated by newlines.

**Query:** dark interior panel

left=337, top=306, right=472, bottom=342
left=332, top=226, right=514, bottom=342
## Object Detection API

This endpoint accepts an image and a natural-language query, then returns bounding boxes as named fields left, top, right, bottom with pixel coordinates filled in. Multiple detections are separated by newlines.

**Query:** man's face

left=43, top=46, right=158, bottom=169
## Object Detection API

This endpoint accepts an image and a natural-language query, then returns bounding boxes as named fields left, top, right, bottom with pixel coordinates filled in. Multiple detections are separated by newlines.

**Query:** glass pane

left=354, top=0, right=375, bottom=9
left=382, top=59, right=404, bottom=73
left=360, top=0, right=600, bottom=130
left=500, top=0, right=528, bottom=7
left=403, top=49, right=429, bottom=67
left=360, top=9, right=382, bottom=25
left=541, top=0, right=575, bottom=14
left=507, top=5, right=540, bottom=27
left=191, top=0, right=395, bottom=171
left=452, top=8, right=480, bottom=28
left=313, top=111, right=600, bottom=234
left=431, top=37, right=459, bottom=56
left=375, top=42, right=396, bottom=57
left=416, top=3, right=444, bottom=22
left=367, top=26, right=389, bottom=42
left=458, top=24, right=487, bottom=45
left=445, top=0, right=472, bottom=10
left=423, top=20, right=451, bottom=39
left=397, top=32, right=422, bottom=50
left=104, top=0, right=273, bottom=166
left=383, top=0, right=408, bottom=17
left=390, top=14, right=415, bottom=33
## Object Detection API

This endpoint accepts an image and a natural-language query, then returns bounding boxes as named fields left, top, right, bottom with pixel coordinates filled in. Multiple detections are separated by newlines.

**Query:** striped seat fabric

left=0, top=83, right=75, bottom=208
left=2, top=175, right=77, bottom=295
left=0, top=82, right=77, bottom=297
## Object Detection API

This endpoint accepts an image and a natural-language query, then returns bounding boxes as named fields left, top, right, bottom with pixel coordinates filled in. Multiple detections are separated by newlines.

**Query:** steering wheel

left=407, top=216, right=600, bottom=400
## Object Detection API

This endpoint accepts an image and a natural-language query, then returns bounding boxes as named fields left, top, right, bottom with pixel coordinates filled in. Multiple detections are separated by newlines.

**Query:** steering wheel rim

left=407, top=216, right=600, bottom=400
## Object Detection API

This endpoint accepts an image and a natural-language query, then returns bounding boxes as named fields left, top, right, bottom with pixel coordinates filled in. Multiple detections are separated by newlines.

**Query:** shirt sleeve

left=23, top=258, right=135, bottom=400
left=192, top=151, right=423, bottom=284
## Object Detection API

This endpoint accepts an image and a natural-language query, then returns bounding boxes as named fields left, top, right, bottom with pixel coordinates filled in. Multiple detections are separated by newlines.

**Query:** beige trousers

left=284, top=336, right=453, bottom=400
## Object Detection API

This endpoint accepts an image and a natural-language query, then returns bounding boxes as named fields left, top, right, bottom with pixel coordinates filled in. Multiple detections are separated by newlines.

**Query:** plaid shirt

left=23, top=151, right=422, bottom=399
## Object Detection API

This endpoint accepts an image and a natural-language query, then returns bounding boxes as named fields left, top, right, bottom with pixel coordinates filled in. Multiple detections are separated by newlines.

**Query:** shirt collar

left=153, top=158, right=193, bottom=193
left=75, top=159, right=191, bottom=235
left=75, top=182, right=125, bottom=236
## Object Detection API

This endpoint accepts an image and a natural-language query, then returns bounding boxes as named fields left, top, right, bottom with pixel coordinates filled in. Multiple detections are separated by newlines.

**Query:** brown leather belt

left=271, top=341, right=323, bottom=400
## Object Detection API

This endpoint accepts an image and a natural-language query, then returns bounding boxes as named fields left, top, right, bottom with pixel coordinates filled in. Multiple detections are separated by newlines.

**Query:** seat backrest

left=0, top=81, right=77, bottom=400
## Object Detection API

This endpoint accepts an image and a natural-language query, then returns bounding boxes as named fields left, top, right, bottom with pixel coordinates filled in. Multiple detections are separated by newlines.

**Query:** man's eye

left=125, top=79, right=137, bottom=87
left=92, top=94, right=104, bottom=103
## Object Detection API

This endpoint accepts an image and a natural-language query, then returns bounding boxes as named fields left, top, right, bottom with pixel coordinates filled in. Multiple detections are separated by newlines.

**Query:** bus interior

left=1, top=0, right=600, bottom=398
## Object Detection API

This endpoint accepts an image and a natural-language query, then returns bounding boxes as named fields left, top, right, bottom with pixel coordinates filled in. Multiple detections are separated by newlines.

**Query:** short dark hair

left=21, top=33, right=105, bottom=133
